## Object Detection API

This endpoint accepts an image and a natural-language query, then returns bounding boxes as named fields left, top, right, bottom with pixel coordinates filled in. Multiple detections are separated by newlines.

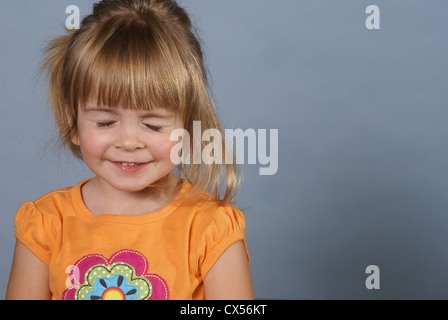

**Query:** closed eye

left=144, top=124, right=162, bottom=132
left=96, top=121, right=115, bottom=128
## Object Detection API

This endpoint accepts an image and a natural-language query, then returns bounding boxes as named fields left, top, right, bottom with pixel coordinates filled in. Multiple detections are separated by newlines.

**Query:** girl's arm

left=6, top=240, right=51, bottom=300
left=204, top=240, right=254, bottom=300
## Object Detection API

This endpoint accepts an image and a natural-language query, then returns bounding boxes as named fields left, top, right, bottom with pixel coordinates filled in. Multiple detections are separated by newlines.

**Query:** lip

left=110, top=161, right=151, bottom=173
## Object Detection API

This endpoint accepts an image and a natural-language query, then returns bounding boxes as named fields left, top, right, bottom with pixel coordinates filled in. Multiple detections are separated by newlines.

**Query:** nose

left=114, top=123, right=144, bottom=152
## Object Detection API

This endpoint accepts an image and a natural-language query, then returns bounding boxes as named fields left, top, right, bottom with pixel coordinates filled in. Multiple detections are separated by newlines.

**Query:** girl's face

left=72, top=102, right=183, bottom=194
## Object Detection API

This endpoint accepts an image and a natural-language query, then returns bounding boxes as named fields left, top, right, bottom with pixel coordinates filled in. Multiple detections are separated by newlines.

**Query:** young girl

left=6, top=0, right=253, bottom=300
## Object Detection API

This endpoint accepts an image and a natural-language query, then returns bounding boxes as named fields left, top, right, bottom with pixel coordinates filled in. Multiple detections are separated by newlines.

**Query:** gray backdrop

left=1, top=0, right=448, bottom=299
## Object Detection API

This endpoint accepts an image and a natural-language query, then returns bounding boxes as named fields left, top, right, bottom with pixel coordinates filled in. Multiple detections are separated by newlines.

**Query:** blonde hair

left=42, top=0, right=241, bottom=202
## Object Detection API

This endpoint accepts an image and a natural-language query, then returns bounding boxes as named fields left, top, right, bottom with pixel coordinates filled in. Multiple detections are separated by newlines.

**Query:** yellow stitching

left=145, top=274, right=169, bottom=300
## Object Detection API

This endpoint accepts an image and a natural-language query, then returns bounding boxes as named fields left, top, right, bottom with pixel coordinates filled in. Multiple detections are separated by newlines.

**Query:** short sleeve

left=14, top=201, right=58, bottom=265
left=194, top=204, right=250, bottom=278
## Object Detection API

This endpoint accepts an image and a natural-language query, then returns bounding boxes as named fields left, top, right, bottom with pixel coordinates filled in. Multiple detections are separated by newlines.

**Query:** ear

left=71, top=131, right=80, bottom=146
left=66, top=105, right=80, bottom=146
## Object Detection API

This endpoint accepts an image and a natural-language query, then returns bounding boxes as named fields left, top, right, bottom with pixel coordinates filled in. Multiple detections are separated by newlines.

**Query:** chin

left=117, top=183, right=152, bottom=193
left=103, top=178, right=151, bottom=193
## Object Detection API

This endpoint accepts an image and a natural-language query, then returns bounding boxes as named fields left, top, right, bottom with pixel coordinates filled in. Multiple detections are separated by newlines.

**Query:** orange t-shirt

left=14, top=179, right=248, bottom=300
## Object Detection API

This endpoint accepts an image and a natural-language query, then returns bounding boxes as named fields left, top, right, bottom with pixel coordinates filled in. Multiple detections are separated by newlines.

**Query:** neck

left=81, top=174, right=182, bottom=216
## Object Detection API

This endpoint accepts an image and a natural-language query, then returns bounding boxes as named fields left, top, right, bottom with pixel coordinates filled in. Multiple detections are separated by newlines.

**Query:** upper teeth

left=121, top=163, right=139, bottom=167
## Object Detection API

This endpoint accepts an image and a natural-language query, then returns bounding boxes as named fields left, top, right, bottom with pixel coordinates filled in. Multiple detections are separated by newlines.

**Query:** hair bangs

left=69, top=17, right=189, bottom=114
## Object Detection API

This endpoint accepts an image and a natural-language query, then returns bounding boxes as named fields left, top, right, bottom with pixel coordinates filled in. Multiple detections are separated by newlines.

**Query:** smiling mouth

left=118, top=162, right=143, bottom=167
left=111, top=161, right=150, bottom=172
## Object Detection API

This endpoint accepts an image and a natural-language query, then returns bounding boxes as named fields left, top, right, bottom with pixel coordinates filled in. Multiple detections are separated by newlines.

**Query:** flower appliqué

left=62, top=249, right=169, bottom=300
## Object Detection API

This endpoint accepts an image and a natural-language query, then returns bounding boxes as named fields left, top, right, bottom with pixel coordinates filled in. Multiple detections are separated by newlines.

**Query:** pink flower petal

left=108, top=249, right=148, bottom=276
left=145, top=273, right=170, bottom=300
left=61, top=249, right=169, bottom=300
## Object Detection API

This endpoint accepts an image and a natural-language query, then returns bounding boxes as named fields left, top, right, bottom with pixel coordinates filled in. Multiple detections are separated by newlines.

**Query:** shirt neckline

left=71, top=178, right=189, bottom=224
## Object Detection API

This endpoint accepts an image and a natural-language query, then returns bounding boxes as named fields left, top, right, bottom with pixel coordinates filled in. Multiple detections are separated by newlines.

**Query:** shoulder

left=182, top=194, right=249, bottom=278
left=20, top=179, right=88, bottom=215
left=178, top=185, right=246, bottom=233
left=30, top=185, right=73, bottom=212
left=194, top=200, right=246, bottom=229
left=15, top=180, right=87, bottom=234
left=14, top=180, right=88, bottom=265
left=179, top=181, right=245, bottom=220
left=182, top=187, right=247, bottom=246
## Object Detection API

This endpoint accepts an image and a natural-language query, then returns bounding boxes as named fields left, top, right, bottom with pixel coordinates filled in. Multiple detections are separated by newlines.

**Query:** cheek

left=161, top=141, right=179, bottom=160
left=78, top=132, right=108, bottom=159
left=151, top=138, right=179, bottom=161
